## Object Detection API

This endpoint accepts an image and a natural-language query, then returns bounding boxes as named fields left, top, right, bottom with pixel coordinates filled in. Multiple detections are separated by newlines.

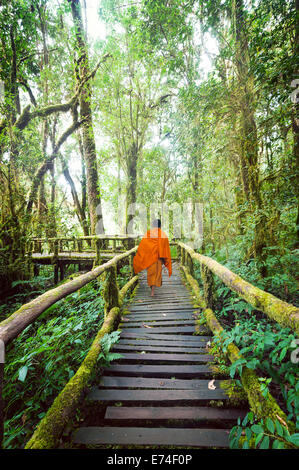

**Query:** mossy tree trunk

left=69, top=0, right=104, bottom=236
left=232, top=0, right=267, bottom=274
left=292, top=0, right=299, bottom=245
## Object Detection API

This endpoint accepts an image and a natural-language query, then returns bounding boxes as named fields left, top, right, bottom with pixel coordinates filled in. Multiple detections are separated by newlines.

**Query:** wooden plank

left=116, top=352, right=213, bottom=362
left=120, top=320, right=195, bottom=327
left=117, top=338, right=210, bottom=347
left=122, top=313, right=195, bottom=321
left=102, top=364, right=214, bottom=377
left=99, top=376, right=224, bottom=390
left=119, top=332, right=211, bottom=341
left=73, top=427, right=230, bottom=447
left=129, top=306, right=195, bottom=312
left=88, top=388, right=229, bottom=402
left=105, top=406, right=246, bottom=421
left=113, top=344, right=207, bottom=353
left=120, top=327, right=199, bottom=334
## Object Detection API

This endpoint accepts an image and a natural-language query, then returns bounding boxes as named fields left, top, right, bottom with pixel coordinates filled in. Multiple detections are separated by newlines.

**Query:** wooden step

left=87, top=388, right=228, bottom=402
left=119, top=332, right=210, bottom=340
left=122, top=313, right=196, bottom=321
left=113, top=344, right=207, bottom=353
left=120, top=319, right=195, bottom=327
left=102, top=364, right=215, bottom=377
left=99, top=376, right=225, bottom=390
left=119, top=326, right=203, bottom=334
left=116, top=352, right=213, bottom=362
left=104, top=406, right=246, bottom=421
left=117, top=338, right=210, bottom=347
left=73, top=426, right=230, bottom=448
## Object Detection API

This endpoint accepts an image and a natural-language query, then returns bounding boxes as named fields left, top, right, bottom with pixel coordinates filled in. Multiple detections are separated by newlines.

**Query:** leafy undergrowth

left=0, top=268, right=54, bottom=322
left=193, top=245, right=299, bottom=449
left=3, top=278, right=105, bottom=449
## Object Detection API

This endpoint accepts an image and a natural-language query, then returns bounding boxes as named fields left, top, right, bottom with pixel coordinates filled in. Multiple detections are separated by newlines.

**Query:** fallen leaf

left=276, top=414, right=288, bottom=430
left=208, top=379, right=216, bottom=390
left=21, top=414, right=27, bottom=425
left=142, top=323, right=153, bottom=328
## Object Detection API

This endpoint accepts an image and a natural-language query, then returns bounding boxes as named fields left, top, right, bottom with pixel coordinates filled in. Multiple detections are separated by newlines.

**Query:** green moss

left=220, top=380, right=248, bottom=407
left=25, top=306, right=120, bottom=449
left=209, top=400, right=224, bottom=408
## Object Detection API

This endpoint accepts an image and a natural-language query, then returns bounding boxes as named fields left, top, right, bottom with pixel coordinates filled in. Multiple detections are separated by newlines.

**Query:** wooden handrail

left=26, top=272, right=140, bottom=449
left=0, top=246, right=138, bottom=345
left=177, top=242, right=299, bottom=336
left=179, top=263, right=295, bottom=437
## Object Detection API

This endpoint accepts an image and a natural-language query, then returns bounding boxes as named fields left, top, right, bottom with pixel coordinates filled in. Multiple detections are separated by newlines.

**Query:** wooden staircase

left=72, top=263, right=246, bottom=448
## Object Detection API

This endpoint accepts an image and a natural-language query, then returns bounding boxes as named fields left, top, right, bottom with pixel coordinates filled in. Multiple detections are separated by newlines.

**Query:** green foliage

left=216, top=318, right=299, bottom=423
left=229, top=412, right=299, bottom=449
left=3, top=280, right=105, bottom=448
left=98, top=330, right=123, bottom=366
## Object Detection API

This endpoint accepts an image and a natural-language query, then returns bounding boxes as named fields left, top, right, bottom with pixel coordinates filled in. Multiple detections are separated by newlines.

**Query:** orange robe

left=146, top=258, right=163, bottom=287
left=133, top=228, right=172, bottom=284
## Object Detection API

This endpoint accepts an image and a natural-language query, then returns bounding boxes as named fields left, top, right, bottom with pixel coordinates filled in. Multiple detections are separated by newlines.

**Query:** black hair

left=152, top=218, right=161, bottom=228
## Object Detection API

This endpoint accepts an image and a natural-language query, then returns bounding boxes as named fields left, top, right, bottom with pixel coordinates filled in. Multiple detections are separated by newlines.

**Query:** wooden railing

left=177, top=241, right=297, bottom=437
left=27, top=235, right=141, bottom=257
left=177, top=242, right=299, bottom=336
left=0, top=246, right=139, bottom=448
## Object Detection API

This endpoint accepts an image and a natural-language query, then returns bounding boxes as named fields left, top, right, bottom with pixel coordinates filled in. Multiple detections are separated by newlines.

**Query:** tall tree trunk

left=292, top=0, right=299, bottom=245
left=232, top=0, right=267, bottom=274
left=69, top=0, right=104, bottom=235
left=62, top=159, right=89, bottom=236
left=126, top=143, right=138, bottom=235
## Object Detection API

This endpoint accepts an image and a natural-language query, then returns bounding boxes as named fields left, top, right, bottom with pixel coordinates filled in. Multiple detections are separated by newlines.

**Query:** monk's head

left=152, top=218, right=161, bottom=228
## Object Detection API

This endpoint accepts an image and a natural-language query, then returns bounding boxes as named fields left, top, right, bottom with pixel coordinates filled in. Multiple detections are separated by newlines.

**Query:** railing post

left=176, top=243, right=181, bottom=264
left=53, top=239, right=59, bottom=284
left=27, top=240, right=34, bottom=277
left=186, top=252, right=194, bottom=277
left=103, top=263, right=120, bottom=317
left=181, top=246, right=186, bottom=267
left=95, top=238, right=102, bottom=266
left=129, top=253, right=135, bottom=277
left=200, top=263, right=215, bottom=309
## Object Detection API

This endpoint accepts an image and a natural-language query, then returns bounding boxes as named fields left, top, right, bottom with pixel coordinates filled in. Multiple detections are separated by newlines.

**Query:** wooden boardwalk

left=72, top=263, right=246, bottom=448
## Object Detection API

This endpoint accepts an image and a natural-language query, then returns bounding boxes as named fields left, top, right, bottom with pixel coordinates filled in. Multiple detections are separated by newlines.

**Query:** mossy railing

left=177, top=242, right=296, bottom=440
left=28, top=235, right=141, bottom=257
left=0, top=246, right=138, bottom=346
left=25, top=271, right=138, bottom=449
left=1, top=245, right=139, bottom=448
left=177, top=242, right=299, bottom=336
left=27, top=236, right=141, bottom=283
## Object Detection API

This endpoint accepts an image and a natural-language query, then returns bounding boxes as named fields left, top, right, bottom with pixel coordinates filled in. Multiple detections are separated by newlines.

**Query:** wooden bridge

left=27, top=236, right=141, bottom=283
left=72, top=263, right=246, bottom=448
left=0, top=238, right=298, bottom=449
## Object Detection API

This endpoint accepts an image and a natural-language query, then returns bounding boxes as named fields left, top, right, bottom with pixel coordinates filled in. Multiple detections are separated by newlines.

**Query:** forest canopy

left=0, top=0, right=298, bottom=289
left=0, top=0, right=298, bottom=451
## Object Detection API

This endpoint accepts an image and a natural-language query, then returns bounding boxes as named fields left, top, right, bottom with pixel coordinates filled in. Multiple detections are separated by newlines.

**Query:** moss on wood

left=0, top=246, right=138, bottom=345
left=180, top=262, right=295, bottom=433
left=25, top=306, right=120, bottom=449
left=178, top=242, right=299, bottom=336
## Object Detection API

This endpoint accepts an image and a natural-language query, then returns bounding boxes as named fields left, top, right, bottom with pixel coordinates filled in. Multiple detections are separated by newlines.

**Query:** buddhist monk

left=133, top=219, right=172, bottom=296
